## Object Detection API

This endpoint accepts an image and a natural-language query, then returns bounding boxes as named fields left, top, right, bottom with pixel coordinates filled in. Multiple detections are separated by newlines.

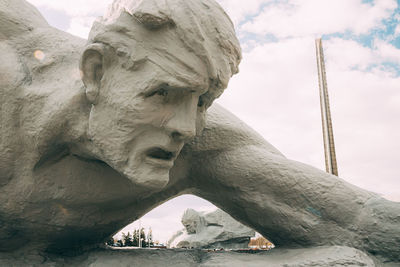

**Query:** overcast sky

left=27, top=0, right=400, bottom=244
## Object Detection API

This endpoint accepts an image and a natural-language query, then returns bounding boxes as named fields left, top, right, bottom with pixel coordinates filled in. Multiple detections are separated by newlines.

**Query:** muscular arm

left=188, top=104, right=400, bottom=262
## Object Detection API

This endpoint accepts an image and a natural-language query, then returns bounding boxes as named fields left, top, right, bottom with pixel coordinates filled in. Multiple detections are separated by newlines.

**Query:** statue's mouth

left=145, top=147, right=177, bottom=167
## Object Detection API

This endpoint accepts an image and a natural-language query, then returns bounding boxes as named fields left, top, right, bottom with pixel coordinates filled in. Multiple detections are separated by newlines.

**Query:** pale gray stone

left=0, top=246, right=377, bottom=266
left=0, top=0, right=399, bottom=265
left=167, top=208, right=255, bottom=249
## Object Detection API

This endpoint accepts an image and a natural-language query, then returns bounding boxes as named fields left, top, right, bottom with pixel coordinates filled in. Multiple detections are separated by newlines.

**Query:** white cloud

left=216, top=0, right=268, bottom=25
left=240, top=0, right=397, bottom=38
left=67, top=16, right=97, bottom=39
left=373, top=39, right=400, bottom=64
left=395, top=24, right=400, bottom=37
left=323, top=38, right=400, bottom=73
left=27, top=0, right=109, bottom=16
left=324, top=38, right=376, bottom=71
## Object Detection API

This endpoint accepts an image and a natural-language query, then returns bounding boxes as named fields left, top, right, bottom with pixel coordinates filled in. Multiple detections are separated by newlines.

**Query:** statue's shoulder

left=0, top=0, right=85, bottom=92
left=189, top=103, right=283, bottom=156
left=0, top=0, right=47, bottom=91
left=0, top=0, right=49, bottom=39
left=0, top=0, right=85, bottom=181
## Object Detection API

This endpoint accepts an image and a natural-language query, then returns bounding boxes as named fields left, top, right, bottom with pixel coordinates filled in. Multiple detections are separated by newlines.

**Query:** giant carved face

left=182, top=209, right=202, bottom=234
left=84, top=31, right=213, bottom=191
left=81, top=0, right=240, bottom=191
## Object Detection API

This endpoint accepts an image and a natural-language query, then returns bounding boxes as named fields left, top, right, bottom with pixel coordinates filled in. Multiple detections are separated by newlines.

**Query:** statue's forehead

left=126, top=28, right=210, bottom=87
left=100, top=15, right=211, bottom=88
left=143, top=55, right=209, bottom=93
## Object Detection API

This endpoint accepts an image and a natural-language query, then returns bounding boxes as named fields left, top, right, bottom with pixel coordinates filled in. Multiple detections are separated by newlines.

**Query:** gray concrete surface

left=0, top=246, right=377, bottom=266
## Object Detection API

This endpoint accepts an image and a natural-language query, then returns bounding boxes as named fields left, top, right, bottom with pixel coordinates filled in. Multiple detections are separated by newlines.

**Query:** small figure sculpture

left=167, top=208, right=255, bottom=249
left=0, top=0, right=399, bottom=264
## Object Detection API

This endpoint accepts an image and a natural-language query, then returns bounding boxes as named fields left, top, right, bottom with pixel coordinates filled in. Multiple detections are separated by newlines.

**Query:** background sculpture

left=167, top=208, right=255, bottom=249
left=0, top=0, right=399, bottom=265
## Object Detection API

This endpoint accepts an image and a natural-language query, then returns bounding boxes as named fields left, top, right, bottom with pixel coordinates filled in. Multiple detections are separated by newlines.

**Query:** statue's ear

left=79, top=43, right=105, bottom=104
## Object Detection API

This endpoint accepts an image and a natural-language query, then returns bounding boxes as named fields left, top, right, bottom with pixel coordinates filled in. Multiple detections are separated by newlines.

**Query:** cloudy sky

left=26, top=0, right=400, bottom=244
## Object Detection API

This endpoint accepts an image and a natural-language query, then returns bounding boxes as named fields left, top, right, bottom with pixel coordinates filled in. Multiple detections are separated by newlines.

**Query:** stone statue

left=167, top=208, right=255, bottom=249
left=0, top=0, right=399, bottom=265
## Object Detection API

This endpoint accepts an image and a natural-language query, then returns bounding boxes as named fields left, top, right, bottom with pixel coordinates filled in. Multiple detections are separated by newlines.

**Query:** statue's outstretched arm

left=188, top=104, right=400, bottom=262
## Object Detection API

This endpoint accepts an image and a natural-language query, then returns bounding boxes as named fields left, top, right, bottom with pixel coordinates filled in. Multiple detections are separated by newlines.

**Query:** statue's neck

left=27, top=83, right=93, bottom=168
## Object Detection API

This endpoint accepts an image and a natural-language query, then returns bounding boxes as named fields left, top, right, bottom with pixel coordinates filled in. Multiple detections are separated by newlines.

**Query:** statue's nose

left=165, top=96, right=197, bottom=142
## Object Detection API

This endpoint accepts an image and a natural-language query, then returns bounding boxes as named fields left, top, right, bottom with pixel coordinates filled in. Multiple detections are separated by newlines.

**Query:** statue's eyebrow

left=167, top=84, right=209, bottom=96
left=146, top=57, right=208, bottom=92
left=139, top=82, right=182, bottom=97
left=141, top=80, right=208, bottom=97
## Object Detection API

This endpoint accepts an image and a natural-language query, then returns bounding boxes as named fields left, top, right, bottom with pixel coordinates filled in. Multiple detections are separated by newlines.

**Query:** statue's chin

left=122, top=164, right=170, bottom=191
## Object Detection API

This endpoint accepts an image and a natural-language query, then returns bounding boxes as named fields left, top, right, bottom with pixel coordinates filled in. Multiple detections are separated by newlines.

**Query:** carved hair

left=88, top=0, right=241, bottom=102
left=182, top=208, right=201, bottom=221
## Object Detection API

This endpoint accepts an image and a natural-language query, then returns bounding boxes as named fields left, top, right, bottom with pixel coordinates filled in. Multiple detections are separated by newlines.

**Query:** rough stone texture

left=0, top=0, right=399, bottom=265
left=0, top=246, right=378, bottom=266
left=167, top=208, right=255, bottom=248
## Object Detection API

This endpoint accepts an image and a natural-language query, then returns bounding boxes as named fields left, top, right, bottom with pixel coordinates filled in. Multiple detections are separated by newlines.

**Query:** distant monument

left=315, top=38, right=339, bottom=176
left=0, top=0, right=399, bottom=265
left=167, top=209, right=255, bottom=249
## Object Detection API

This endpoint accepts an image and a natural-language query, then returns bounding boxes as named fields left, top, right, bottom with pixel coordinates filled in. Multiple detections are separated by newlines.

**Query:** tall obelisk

left=315, top=38, right=338, bottom=176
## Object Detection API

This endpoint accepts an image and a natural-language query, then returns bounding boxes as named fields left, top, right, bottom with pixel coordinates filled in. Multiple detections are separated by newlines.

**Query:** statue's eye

left=148, top=88, right=168, bottom=97
left=156, top=88, right=168, bottom=96
left=198, top=97, right=204, bottom=107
